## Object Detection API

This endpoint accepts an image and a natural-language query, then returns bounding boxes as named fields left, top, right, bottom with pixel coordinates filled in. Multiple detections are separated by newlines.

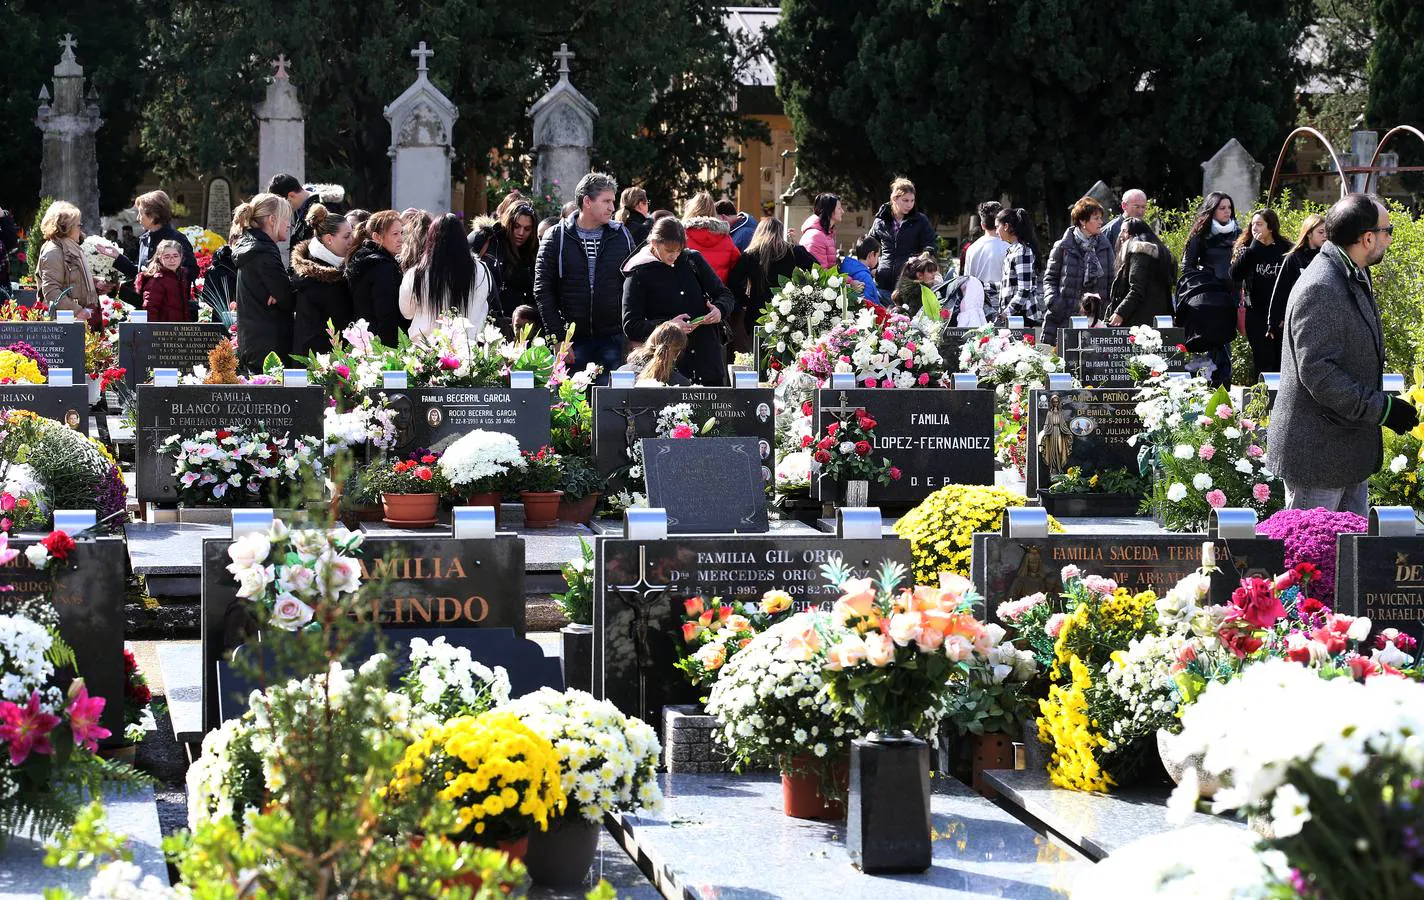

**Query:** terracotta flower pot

left=381, top=492, right=439, bottom=525
left=557, top=492, right=601, bottom=524
left=971, top=732, right=1017, bottom=799
left=520, top=490, right=564, bottom=529
left=781, top=754, right=849, bottom=820
left=465, top=490, right=502, bottom=528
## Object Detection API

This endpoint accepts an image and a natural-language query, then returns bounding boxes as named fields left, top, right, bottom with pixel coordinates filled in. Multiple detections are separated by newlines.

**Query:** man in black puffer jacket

left=534, top=172, right=636, bottom=372
left=869, top=178, right=938, bottom=291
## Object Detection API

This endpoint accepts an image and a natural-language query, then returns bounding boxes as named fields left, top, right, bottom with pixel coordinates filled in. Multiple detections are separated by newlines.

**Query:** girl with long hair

left=230, top=193, right=295, bottom=370
left=1230, top=208, right=1288, bottom=377
left=726, top=217, right=817, bottom=349
left=995, top=207, right=1042, bottom=325
left=681, top=191, right=740, bottom=283
left=622, top=321, right=690, bottom=385
left=347, top=209, right=408, bottom=344
left=398, top=213, right=493, bottom=340
left=1107, top=218, right=1176, bottom=327
left=1178, top=191, right=1240, bottom=385
left=291, top=203, right=356, bottom=356
left=1266, top=213, right=1327, bottom=342
left=798, top=193, right=841, bottom=269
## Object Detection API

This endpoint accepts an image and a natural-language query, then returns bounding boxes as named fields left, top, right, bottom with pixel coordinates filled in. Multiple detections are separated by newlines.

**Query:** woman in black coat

left=1229, top=208, right=1288, bottom=378
left=1178, top=191, right=1241, bottom=386
left=346, top=209, right=408, bottom=345
left=622, top=217, right=735, bottom=386
left=231, top=193, right=295, bottom=372
left=1266, top=213, right=1326, bottom=345
left=290, top=203, right=355, bottom=357
left=869, top=178, right=937, bottom=291
left=480, top=202, right=537, bottom=317
left=1107, top=217, right=1176, bottom=327
left=726, top=217, right=816, bottom=351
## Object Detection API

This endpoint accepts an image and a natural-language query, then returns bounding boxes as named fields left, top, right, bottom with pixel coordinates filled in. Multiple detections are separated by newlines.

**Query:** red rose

left=801, top=434, right=813, bottom=448
left=818, top=437, right=834, bottom=450
left=1176, top=343, right=1187, bottom=352
left=1024, top=334, right=1036, bottom=345
left=801, top=401, right=813, bottom=417
left=888, top=466, right=902, bottom=481
left=40, top=529, right=77, bottom=561
left=420, top=454, right=437, bottom=464
left=854, top=440, right=871, bottom=456
left=827, top=422, right=840, bottom=436
left=813, top=450, right=831, bottom=464
left=415, top=466, right=434, bottom=482
left=215, top=429, right=232, bottom=441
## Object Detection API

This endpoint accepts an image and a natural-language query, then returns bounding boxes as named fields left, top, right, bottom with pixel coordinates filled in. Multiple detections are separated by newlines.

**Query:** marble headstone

left=0, top=321, right=86, bottom=376
left=384, top=41, right=458, bottom=215
left=117, top=322, right=232, bottom=390
left=1057, top=326, right=1186, bottom=388
left=255, top=56, right=305, bottom=192
left=1201, top=139, right=1263, bottom=213
left=527, top=43, right=598, bottom=207
left=0, top=384, right=89, bottom=432
left=641, top=436, right=768, bottom=534
left=1026, top=388, right=1143, bottom=496
left=1336, top=533, right=1424, bottom=647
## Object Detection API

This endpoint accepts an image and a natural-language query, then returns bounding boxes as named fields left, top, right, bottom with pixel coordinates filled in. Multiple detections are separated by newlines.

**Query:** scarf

left=309, top=238, right=345, bottom=269
left=1210, top=219, right=1238, bottom=236
left=1072, top=227, right=1104, bottom=285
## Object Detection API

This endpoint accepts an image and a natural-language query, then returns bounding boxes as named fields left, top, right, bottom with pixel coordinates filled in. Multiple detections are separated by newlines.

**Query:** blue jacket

left=839, top=256, right=881, bottom=304
left=727, top=212, right=755, bottom=251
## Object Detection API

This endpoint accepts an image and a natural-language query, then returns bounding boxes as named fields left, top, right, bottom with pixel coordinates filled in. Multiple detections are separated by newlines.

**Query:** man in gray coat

left=1266, top=194, right=1416, bottom=515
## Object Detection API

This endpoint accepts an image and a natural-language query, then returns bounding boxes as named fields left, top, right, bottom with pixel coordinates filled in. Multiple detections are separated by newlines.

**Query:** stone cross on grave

left=270, top=54, right=290, bottom=80
left=553, top=43, right=575, bottom=79
left=59, top=33, right=78, bottom=58
left=608, top=544, right=671, bottom=717
left=411, top=41, right=434, bottom=75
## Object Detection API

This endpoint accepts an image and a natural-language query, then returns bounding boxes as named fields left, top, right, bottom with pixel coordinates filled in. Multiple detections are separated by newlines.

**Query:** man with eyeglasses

left=1267, top=193, right=1414, bottom=516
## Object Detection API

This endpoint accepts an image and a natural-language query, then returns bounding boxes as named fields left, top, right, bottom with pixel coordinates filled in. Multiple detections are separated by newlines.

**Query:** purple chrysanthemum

left=1257, top=508, right=1369, bottom=604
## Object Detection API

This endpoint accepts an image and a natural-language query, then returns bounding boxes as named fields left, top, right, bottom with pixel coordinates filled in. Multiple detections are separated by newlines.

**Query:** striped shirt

left=575, top=225, right=602, bottom=294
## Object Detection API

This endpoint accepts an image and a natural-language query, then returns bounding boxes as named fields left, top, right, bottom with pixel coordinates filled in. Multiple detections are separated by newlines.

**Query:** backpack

left=933, top=275, right=971, bottom=327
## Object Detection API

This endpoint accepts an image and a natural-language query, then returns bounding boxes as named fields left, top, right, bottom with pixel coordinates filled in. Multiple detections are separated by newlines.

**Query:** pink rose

left=1083, top=575, right=1118, bottom=596
left=670, top=424, right=694, bottom=439
left=1198, top=444, right=1216, bottom=461
left=825, top=634, right=867, bottom=671
left=863, top=632, right=895, bottom=667
left=1252, top=483, right=1271, bottom=502
left=942, top=634, right=973, bottom=662
left=1247, top=444, right=1264, bottom=458
left=864, top=378, right=878, bottom=388
left=1216, top=404, right=1234, bottom=420
left=917, top=373, right=930, bottom=386
left=1206, top=489, right=1228, bottom=508
left=1045, top=613, right=1068, bottom=639
left=1241, top=418, right=1256, bottom=430
left=1060, top=564, right=1082, bottom=581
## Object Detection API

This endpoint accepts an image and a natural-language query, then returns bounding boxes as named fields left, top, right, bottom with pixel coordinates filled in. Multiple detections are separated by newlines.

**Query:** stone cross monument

left=528, top=42, right=598, bottom=208
left=383, top=41, right=459, bottom=214
left=35, top=34, right=103, bottom=230
left=254, top=55, right=305, bottom=191
left=1202, top=139, right=1263, bottom=208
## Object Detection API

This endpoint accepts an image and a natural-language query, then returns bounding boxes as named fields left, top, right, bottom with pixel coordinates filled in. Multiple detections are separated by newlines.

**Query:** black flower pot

left=561, top=624, right=593, bottom=693
left=846, top=733, right=932, bottom=873
left=1036, top=489, right=1144, bottom=518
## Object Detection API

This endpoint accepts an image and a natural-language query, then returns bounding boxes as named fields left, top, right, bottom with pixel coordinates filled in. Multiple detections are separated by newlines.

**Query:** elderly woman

left=36, top=201, right=100, bottom=322
left=622, top=217, right=734, bottom=386
left=1042, top=196, right=1114, bottom=343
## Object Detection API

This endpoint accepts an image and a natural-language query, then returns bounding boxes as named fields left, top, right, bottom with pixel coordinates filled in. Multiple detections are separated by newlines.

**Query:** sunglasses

left=1368, top=225, right=1394, bottom=236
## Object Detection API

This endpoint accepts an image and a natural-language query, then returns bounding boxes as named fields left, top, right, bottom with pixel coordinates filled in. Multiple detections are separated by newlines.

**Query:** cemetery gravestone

left=200, top=534, right=527, bottom=731
left=810, top=388, right=995, bottom=506
left=595, top=535, right=912, bottom=724
left=117, top=323, right=232, bottom=390
left=641, top=436, right=768, bottom=534
left=134, top=385, right=326, bottom=502
left=204, top=177, right=233, bottom=235
left=1057, top=327, right=1186, bottom=388
left=1337, top=533, right=1424, bottom=648
left=384, top=42, right=459, bottom=215
left=370, top=387, right=551, bottom=455
left=528, top=43, right=598, bottom=208
left=973, top=532, right=1285, bottom=614
left=0, top=384, right=89, bottom=431
left=0, top=537, right=127, bottom=739
left=1026, top=388, right=1143, bottom=497
left=592, top=386, right=775, bottom=491
left=0, top=322, right=86, bottom=377
left=938, top=327, right=1033, bottom=374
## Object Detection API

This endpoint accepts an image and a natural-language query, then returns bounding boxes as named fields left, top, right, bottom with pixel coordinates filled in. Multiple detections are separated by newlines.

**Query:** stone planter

left=662, top=704, right=731, bottom=774
left=1036, top=490, right=1144, bottom=518
left=847, top=732, right=932, bottom=873
left=561, top=624, right=593, bottom=693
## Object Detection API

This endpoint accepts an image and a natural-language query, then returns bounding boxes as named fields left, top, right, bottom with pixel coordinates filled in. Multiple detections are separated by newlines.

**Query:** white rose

left=1173, top=444, right=1194, bottom=460
left=1391, top=455, right=1407, bottom=474
left=23, top=544, right=49, bottom=568
left=1192, top=473, right=1213, bottom=491
left=1234, top=459, right=1254, bottom=475
left=827, top=276, right=842, bottom=288
left=227, top=532, right=271, bottom=568
left=821, top=287, right=838, bottom=302
left=1166, top=482, right=1188, bottom=502
left=800, top=285, right=814, bottom=297
left=270, top=593, right=315, bottom=631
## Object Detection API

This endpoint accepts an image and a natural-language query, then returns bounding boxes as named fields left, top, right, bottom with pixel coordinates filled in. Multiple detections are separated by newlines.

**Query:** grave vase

left=520, top=490, right=564, bottom=529
left=846, top=732, right=932, bottom=873
left=842, top=479, right=869, bottom=507
left=1157, top=728, right=1221, bottom=799
left=781, top=754, right=850, bottom=820
left=381, top=492, right=439, bottom=526
left=524, top=814, right=600, bottom=888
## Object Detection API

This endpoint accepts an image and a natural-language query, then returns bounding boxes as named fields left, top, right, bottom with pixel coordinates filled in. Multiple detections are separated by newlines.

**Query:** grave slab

left=608, top=773, right=1086, bottom=899
left=0, top=786, right=168, bottom=897
left=1026, top=387, right=1143, bottom=498
left=125, top=522, right=231, bottom=576
left=983, top=768, right=1241, bottom=862
left=0, top=321, right=86, bottom=376
left=589, top=518, right=820, bottom=538
left=116, top=321, right=231, bottom=390
left=1336, top=532, right=1424, bottom=647
left=156, top=641, right=204, bottom=743
left=641, top=436, right=768, bottom=534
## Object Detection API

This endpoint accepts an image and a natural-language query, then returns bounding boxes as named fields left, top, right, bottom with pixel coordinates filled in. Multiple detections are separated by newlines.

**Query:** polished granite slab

left=983, top=768, right=1242, bottom=861
left=125, top=521, right=230, bottom=576
left=610, top=772, right=1085, bottom=899
left=0, top=786, right=167, bottom=897
left=156, top=641, right=205, bottom=745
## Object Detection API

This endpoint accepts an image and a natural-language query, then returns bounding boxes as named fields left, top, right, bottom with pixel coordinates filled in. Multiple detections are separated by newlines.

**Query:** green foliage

left=554, top=537, right=594, bottom=625
left=1047, top=466, right=1151, bottom=496
left=558, top=455, right=606, bottom=501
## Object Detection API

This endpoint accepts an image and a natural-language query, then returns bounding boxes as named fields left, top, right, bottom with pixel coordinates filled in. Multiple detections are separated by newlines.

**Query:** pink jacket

left=798, top=214, right=838, bottom=269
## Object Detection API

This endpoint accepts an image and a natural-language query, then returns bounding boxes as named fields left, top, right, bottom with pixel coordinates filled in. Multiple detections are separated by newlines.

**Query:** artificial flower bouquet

left=956, top=326, right=1067, bottom=473
left=516, top=446, right=564, bottom=493
left=366, top=449, right=453, bottom=496
left=438, top=429, right=525, bottom=495
left=322, top=397, right=398, bottom=455
left=705, top=610, right=864, bottom=773
left=756, top=264, right=859, bottom=373
left=1145, top=385, right=1282, bottom=531
left=803, top=406, right=901, bottom=488
left=122, top=649, right=153, bottom=745
left=674, top=590, right=795, bottom=688
left=387, top=709, right=566, bottom=842
left=1122, top=325, right=1190, bottom=383
left=505, top=688, right=663, bottom=822
left=793, top=307, right=946, bottom=389
left=162, top=425, right=326, bottom=507
left=225, top=521, right=365, bottom=632
left=818, top=559, right=988, bottom=735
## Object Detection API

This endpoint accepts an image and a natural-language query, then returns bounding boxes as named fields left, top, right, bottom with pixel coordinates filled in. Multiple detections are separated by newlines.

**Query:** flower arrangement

left=756, top=265, right=857, bottom=373
left=225, top=521, right=365, bottom=632
left=367, top=448, right=452, bottom=496
left=162, top=425, right=326, bottom=507
left=84, top=329, right=117, bottom=383
left=705, top=610, right=864, bottom=769
left=894, top=484, right=1061, bottom=584
left=1255, top=508, right=1367, bottom=604
left=178, top=226, right=227, bottom=254
left=1123, top=325, right=1190, bottom=382
left=321, top=397, right=398, bottom=454
left=80, top=235, right=120, bottom=282
left=818, top=559, right=987, bottom=734
left=550, top=369, right=598, bottom=456
left=792, top=307, right=946, bottom=389
left=0, top=410, right=125, bottom=531
left=1072, top=823, right=1290, bottom=898
left=803, top=407, right=901, bottom=487
left=554, top=538, right=594, bottom=625
left=1163, top=660, right=1424, bottom=899
left=438, top=429, right=525, bottom=494
left=517, top=446, right=563, bottom=493
left=624, top=402, right=716, bottom=482
left=505, top=688, right=663, bottom=822
left=775, top=448, right=813, bottom=495
left=956, top=326, right=1067, bottom=473
left=1144, top=385, right=1282, bottom=531
left=21, top=528, right=79, bottom=573
left=388, top=709, right=566, bottom=842
left=938, top=617, right=1038, bottom=738
left=402, top=636, right=510, bottom=725
left=674, top=591, right=795, bottom=688
left=0, top=349, right=44, bottom=385
left=1045, top=465, right=1149, bottom=496
left=122, top=649, right=152, bottom=745
left=0, top=486, right=46, bottom=534
left=3, top=342, right=47, bottom=379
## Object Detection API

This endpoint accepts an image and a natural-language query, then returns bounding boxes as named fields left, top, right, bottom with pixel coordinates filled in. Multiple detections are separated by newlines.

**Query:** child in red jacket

left=134, top=239, right=190, bottom=322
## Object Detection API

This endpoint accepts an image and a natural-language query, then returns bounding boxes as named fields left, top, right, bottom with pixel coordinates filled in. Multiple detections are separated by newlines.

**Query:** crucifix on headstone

left=608, top=544, right=671, bottom=718
left=553, top=43, right=575, bottom=78
left=411, top=41, right=434, bottom=75
left=820, top=391, right=861, bottom=430
left=270, top=54, right=290, bottom=80
left=609, top=401, right=654, bottom=462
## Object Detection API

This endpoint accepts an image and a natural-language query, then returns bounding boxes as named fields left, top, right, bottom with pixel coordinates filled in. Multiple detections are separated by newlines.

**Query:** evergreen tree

left=1366, top=0, right=1424, bottom=131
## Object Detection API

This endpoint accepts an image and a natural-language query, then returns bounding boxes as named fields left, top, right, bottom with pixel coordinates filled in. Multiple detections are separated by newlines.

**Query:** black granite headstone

left=937, top=327, right=1034, bottom=374
left=594, top=535, right=911, bottom=723
left=0, top=322, right=86, bottom=377
left=641, top=436, right=768, bottom=534
left=0, top=537, right=127, bottom=740
left=199, top=534, right=527, bottom=732
left=367, top=387, right=551, bottom=455
left=810, top=388, right=995, bottom=507
left=1026, top=388, right=1142, bottom=496
left=591, top=387, right=775, bottom=492
left=134, top=385, right=326, bottom=501
left=1336, top=535, right=1424, bottom=648
left=1057, top=327, right=1187, bottom=388
left=117, top=322, right=232, bottom=390
left=972, top=532, right=1286, bottom=614
left=0, top=385, right=90, bottom=432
